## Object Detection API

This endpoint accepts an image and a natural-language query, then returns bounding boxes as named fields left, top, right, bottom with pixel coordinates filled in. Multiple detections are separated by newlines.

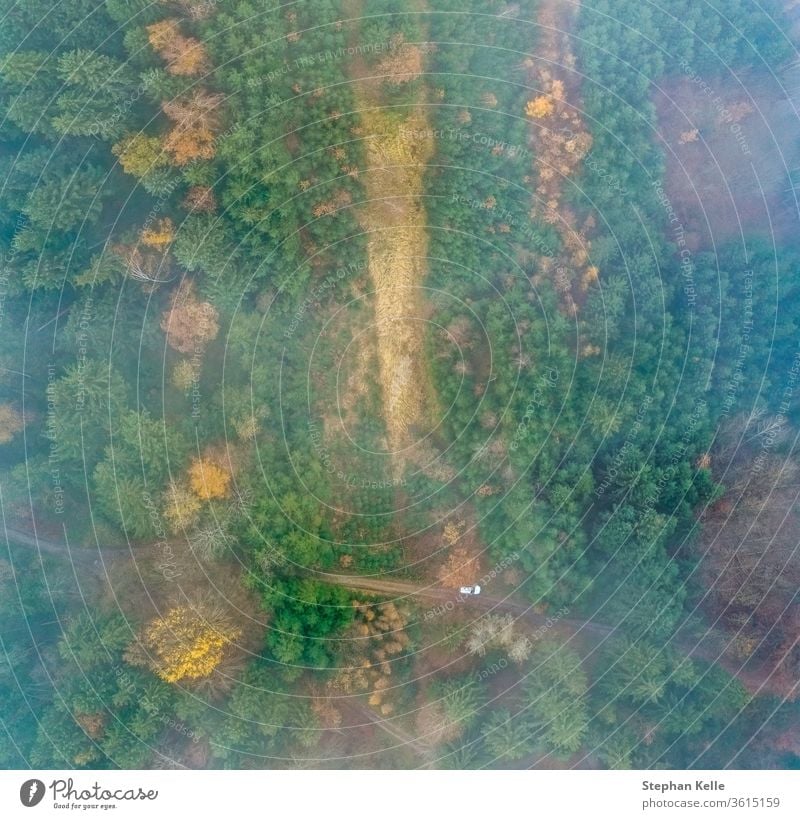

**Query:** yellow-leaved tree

left=112, top=133, right=168, bottom=178
left=140, top=217, right=175, bottom=250
left=525, top=95, right=554, bottom=118
left=188, top=457, right=231, bottom=500
left=126, top=604, right=241, bottom=684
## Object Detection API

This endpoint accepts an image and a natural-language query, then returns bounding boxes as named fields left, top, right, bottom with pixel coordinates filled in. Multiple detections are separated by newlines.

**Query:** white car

left=459, top=585, right=481, bottom=596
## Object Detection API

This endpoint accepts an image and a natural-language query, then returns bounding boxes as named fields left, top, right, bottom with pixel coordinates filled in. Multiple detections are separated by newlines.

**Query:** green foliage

left=525, top=642, right=589, bottom=756
left=482, top=709, right=537, bottom=762
left=433, top=676, right=486, bottom=734
left=264, top=579, right=355, bottom=668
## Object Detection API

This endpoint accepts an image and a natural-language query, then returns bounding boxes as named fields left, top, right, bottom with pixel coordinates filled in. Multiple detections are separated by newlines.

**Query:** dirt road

left=319, top=571, right=616, bottom=639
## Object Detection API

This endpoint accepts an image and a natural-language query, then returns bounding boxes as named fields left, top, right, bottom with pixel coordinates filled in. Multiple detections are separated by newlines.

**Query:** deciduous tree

left=126, top=603, right=242, bottom=683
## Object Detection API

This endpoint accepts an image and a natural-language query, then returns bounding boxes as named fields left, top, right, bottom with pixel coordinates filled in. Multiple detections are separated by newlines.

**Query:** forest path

left=7, top=523, right=772, bottom=693
left=344, top=0, right=436, bottom=474
left=317, top=571, right=765, bottom=681
left=320, top=571, right=616, bottom=645
left=3, top=524, right=131, bottom=565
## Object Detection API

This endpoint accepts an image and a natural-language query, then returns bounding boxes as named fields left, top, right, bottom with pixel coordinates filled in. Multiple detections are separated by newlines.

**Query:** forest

left=1, top=0, right=799, bottom=770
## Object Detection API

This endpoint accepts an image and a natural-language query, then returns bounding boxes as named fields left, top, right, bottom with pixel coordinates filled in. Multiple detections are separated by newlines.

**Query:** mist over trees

left=0, top=0, right=797, bottom=771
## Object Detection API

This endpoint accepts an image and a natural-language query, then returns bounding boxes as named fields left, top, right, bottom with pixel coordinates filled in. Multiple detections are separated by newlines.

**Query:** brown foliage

left=415, top=701, right=460, bottom=746
left=328, top=602, right=410, bottom=708
left=183, top=185, right=217, bottom=213
left=375, top=34, right=424, bottom=85
left=437, top=547, right=481, bottom=588
left=160, top=280, right=219, bottom=353
left=162, top=0, right=217, bottom=20
left=310, top=695, right=342, bottom=729
left=162, top=91, right=224, bottom=132
left=112, top=243, right=167, bottom=284
left=0, top=404, right=24, bottom=444
left=699, top=412, right=800, bottom=697
left=75, top=712, right=105, bottom=739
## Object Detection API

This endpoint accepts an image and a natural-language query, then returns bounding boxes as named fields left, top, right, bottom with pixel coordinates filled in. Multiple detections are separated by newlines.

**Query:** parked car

left=459, top=585, right=481, bottom=596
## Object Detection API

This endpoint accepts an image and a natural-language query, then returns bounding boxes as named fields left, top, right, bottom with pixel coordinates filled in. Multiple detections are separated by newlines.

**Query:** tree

left=163, top=123, right=216, bottom=165
left=162, top=90, right=223, bottom=131
left=112, top=133, right=170, bottom=178
left=140, top=217, right=175, bottom=250
left=265, top=579, right=355, bottom=667
left=146, top=19, right=208, bottom=76
left=526, top=96, right=554, bottom=118
left=435, top=677, right=485, bottom=735
left=48, top=360, right=128, bottom=462
left=171, top=359, right=197, bottom=392
left=22, top=162, right=109, bottom=231
left=525, top=642, right=588, bottom=756
left=0, top=51, right=59, bottom=135
left=52, top=49, right=136, bottom=138
left=482, top=709, right=537, bottom=762
left=93, top=464, right=157, bottom=538
left=188, top=457, right=231, bottom=500
left=126, top=603, right=242, bottom=684
left=160, top=280, right=219, bottom=353
left=183, top=185, right=217, bottom=213
left=163, top=481, right=202, bottom=532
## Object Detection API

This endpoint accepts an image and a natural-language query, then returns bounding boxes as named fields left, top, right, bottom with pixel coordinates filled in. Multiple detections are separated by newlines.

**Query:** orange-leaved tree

left=147, top=19, right=208, bottom=76
left=163, top=124, right=216, bottom=165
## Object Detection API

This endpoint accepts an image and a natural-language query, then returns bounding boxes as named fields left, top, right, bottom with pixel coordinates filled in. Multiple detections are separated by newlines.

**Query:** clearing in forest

left=346, top=7, right=436, bottom=474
